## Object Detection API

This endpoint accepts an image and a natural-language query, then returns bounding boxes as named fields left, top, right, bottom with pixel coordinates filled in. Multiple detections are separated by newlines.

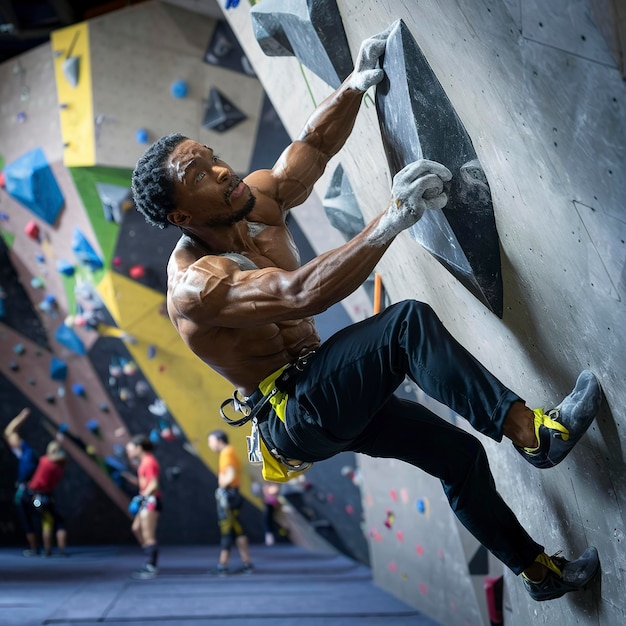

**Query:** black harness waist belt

left=219, top=351, right=315, bottom=428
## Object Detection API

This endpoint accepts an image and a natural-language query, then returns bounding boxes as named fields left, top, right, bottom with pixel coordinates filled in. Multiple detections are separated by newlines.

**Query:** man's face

left=166, top=140, right=255, bottom=228
left=208, top=435, right=221, bottom=453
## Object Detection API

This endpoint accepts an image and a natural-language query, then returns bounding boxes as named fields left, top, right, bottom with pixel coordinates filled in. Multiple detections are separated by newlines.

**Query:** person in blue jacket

left=4, top=408, right=40, bottom=555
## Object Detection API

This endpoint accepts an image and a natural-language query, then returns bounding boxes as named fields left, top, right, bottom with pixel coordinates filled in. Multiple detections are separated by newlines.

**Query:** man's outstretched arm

left=247, top=28, right=392, bottom=211
left=3, top=407, right=30, bottom=443
left=173, top=160, right=451, bottom=328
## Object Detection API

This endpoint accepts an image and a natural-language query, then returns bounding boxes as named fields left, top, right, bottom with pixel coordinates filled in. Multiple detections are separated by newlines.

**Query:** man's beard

left=205, top=190, right=256, bottom=227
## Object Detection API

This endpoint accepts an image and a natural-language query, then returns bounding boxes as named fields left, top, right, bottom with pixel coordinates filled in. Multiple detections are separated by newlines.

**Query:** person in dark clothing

left=4, top=408, right=40, bottom=556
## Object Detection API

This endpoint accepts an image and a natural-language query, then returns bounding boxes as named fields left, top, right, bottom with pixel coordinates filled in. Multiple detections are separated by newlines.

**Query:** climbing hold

left=171, top=80, right=188, bottom=98
left=39, top=294, right=57, bottom=314
left=147, top=345, right=156, bottom=359
left=71, top=382, right=86, bottom=397
left=149, top=428, right=160, bottom=444
left=17, top=111, right=26, bottom=123
left=202, top=87, right=246, bottom=133
left=30, top=277, right=44, bottom=289
left=160, top=427, right=175, bottom=442
left=135, top=128, right=149, bottom=144
left=122, top=360, right=137, bottom=376
left=4, top=147, right=64, bottom=225
left=250, top=0, right=352, bottom=88
left=86, top=419, right=101, bottom=438
left=112, top=256, right=122, bottom=267
left=384, top=510, right=395, bottom=529
left=108, top=357, right=123, bottom=377
left=135, top=380, right=150, bottom=397
left=9, top=361, right=19, bottom=371
left=416, top=498, right=430, bottom=515
left=129, top=265, right=145, bottom=279
left=54, top=323, right=85, bottom=355
left=71, top=227, right=103, bottom=270
left=148, top=399, right=167, bottom=416
left=28, top=377, right=36, bottom=385
left=98, top=402, right=109, bottom=412
left=50, top=356, right=68, bottom=381
left=45, top=393, right=55, bottom=404
left=376, top=19, right=503, bottom=316
left=56, top=259, right=75, bottom=276
left=24, top=220, right=40, bottom=240
left=13, top=344, right=25, bottom=355
left=323, top=165, right=364, bottom=242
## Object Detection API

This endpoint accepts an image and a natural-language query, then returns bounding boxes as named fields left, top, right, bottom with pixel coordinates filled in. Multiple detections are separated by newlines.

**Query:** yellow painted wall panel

left=51, top=23, right=95, bottom=166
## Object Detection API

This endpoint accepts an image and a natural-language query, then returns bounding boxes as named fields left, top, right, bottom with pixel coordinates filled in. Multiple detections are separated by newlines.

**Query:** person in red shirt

left=27, top=440, right=68, bottom=556
left=125, top=434, right=161, bottom=579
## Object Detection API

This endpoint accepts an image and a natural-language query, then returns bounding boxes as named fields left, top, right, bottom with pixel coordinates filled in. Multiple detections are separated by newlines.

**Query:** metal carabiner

left=220, top=391, right=253, bottom=427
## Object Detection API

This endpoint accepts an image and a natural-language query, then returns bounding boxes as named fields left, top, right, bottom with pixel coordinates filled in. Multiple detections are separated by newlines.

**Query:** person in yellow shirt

left=207, top=429, right=253, bottom=575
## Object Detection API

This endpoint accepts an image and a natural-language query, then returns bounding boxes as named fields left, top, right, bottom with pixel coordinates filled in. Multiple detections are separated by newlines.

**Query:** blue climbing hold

left=171, top=80, right=188, bottom=98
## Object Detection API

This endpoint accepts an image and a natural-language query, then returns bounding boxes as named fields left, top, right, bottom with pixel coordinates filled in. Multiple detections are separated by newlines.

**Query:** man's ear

left=167, top=209, right=191, bottom=226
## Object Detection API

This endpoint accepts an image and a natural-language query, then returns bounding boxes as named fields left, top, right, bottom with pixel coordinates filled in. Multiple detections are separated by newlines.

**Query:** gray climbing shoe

left=516, top=370, right=602, bottom=469
left=522, top=547, right=600, bottom=601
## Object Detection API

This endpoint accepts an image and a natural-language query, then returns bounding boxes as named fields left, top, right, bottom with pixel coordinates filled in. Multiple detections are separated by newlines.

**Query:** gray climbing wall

left=88, top=1, right=264, bottom=172
left=222, top=1, right=626, bottom=625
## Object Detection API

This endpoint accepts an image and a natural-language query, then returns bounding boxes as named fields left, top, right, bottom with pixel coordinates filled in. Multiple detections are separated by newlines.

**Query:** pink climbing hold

left=129, top=265, right=145, bottom=279
left=24, top=220, right=40, bottom=240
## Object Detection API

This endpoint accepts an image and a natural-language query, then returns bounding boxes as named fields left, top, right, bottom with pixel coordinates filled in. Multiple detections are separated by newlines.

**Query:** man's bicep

left=262, top=141, right=328, bottom=211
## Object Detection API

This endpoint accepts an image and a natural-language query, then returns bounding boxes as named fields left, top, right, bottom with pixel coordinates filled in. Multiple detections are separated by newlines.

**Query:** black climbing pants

left=271, top=299, right=543, bottom=573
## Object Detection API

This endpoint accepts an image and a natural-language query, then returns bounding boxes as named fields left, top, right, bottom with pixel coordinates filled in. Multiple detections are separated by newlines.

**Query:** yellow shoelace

left=522, top=552, right=563, bottom=582
left=523, top=408, right=569, bottom=453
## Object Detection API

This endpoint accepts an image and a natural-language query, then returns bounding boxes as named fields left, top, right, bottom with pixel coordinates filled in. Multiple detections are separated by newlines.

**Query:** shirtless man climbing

left=132, top=27, right=602, bottom=601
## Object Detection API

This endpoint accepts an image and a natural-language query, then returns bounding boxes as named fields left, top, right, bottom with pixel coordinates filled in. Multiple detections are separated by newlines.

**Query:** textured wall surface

left=221, top=1, right=626, bottom=624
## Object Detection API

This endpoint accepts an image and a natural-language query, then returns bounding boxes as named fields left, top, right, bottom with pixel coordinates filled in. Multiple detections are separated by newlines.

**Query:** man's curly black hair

left=131, top=133, right=188, bottom=229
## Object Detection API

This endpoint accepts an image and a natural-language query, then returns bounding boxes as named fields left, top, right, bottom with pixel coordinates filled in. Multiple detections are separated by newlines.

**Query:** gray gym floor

left=0, top=543, right=440, bottom=625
